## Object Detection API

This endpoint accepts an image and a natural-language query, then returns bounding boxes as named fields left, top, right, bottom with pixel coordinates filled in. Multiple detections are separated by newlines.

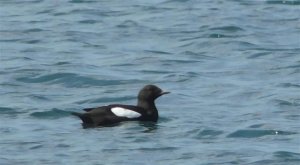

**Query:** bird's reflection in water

left=81, top=121, right=158, bottom=132
left=139, top=121, right=158, bottom=133
left=81, top=123, right=121, bottom=129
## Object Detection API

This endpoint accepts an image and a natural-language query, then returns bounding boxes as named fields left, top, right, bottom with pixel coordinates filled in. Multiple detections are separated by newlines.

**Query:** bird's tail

left=71, top=112, right=93, bottom=124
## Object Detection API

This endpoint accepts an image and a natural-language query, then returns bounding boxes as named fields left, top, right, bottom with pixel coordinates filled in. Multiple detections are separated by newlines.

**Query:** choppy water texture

left=1, top=0, right=300, bottom=164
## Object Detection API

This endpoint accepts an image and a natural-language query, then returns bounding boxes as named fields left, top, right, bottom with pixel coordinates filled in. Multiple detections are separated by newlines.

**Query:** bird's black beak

left=160, top=91, right=170, bottom=96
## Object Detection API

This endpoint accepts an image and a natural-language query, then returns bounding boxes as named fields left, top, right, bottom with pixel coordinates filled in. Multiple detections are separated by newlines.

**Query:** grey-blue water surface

left=1, top=0, right=300, bottom=164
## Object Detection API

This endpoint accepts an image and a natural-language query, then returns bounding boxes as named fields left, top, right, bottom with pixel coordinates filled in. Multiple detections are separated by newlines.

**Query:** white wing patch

left=111, top=107, right=141, bottom=118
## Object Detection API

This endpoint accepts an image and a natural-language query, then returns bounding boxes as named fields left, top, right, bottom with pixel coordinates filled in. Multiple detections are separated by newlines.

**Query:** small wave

left=0, top=39, right=21, bottom=43
left=250, top=151, right=300, bottom=164
left=278, top=83, right=300, bottom=88
left=69, top=0, right=97, bottom=3
left=22, top=39, right=41, bottom=44
left=16, top=72, right=142, bottom=87
left=78, top=19, right=97, bottom=24
left=53, top=61, right=71, bottom=66
left=133, top=146, right=178, bottom=152
left=36, top=9, right=53, bottom=15
left=5, top=0, right=43, bottom=4
left=117, top=20, right=139, bottom=28
left=195, top=129, right=224, bottom=139
left=247, top=52, right=272, bottom=59
left=227, top=129, right=296, bottom=138
left=53, top=12, right=68, bottom=16
left=233, top=41, right=259, bottom=49
left=209, top=26, right=244, bottom=32
left=182, top=51, right=217, bottom=59
left=0, top=107, right=25, bottom=116
left=30, top=108, right=71, bottom=119
left=29, top=144, right=43, bottom=150
left=208, top=33, right=229, bottom=38
left=139, top=122, right=158, bottom=133
left=144, top=50, right=172, bottom=55
left=162, top=59, right=201, bottom=64
left=29, top=94, right=51, bottom=101
left=164, top=72, right=198, bottom=82
left=140, top=70, right=174, bottom=74
left=266, top=0, right=300, bottom=5
left=162, top=0, right=192, bottom=4
left=273, top=151, right=300, bottom=161
left=0, top=127, right=18, bottom=133
left=158, top=117, right=172, bottom=123
left=75, top=96, right=136, bottom=104
left=271, top=64, right=300, bottom=70
left=21, top=48, right=47, bottom=53
left=249, top=159, right=279, bottom=165
left=274, top=99, right=300, bottom=107
left=248, top=124, right=265, bottom=128
left=206, top=26, right=245, bottom=38
left=0, top=107, right=16, bottom=114
left=179, top=36, right=202, bottom=42
left=23, top=28, right=44, bottom=33
left=56, top=144, right=71, bottom=148
left=16, top=73, right=78, bottom=83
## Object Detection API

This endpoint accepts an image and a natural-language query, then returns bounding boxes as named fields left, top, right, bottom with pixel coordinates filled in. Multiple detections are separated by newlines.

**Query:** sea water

left=0, top=0, right=299, bottom=164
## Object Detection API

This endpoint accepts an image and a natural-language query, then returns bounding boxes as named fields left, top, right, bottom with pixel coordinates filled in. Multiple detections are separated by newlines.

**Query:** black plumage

left=71, top=85, right=169, bottom=128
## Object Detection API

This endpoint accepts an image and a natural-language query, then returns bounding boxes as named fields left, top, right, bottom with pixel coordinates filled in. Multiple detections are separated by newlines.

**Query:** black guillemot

left=71, top=84, right=170, bottom=127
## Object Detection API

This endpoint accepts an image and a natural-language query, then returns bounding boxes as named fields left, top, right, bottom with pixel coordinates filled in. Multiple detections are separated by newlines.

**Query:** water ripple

left=274, top=99, right=300, bottom=107
left=22, top=28, right=44, bottom=33
left=75, top=96, right=136, bottom=104
left=278, top=83, right=300, bottom=88
left=0, top=107, right=25, bottom=116
left=266, top=0, right=300, bottom=5
left=195, top=129, right=224, bottom=139
left=30, top=108, right=71, bottom=119
left=78, top=19, right=97, bottom=24
left=209, top=26, right=244, bottom=32
left=117, top=20, right=139, bottom=28
left=69, top=0, right=97, bottom=3
left=15, top=73, right=143, bottom=87
left=247, top=52, right=273, bottom=59
left=273, top=151, right=300, bottom=161
left=227, top=129, right=297, bottom=138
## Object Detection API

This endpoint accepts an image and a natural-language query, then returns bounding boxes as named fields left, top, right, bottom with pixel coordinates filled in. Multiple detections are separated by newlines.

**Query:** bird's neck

left=137, top=99, right=158, bottom=120
left=137, top=99, right=156, bottom=110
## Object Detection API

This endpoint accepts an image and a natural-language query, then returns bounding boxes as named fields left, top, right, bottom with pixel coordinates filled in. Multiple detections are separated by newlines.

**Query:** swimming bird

left=71, top=84, right=170, bottom=127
